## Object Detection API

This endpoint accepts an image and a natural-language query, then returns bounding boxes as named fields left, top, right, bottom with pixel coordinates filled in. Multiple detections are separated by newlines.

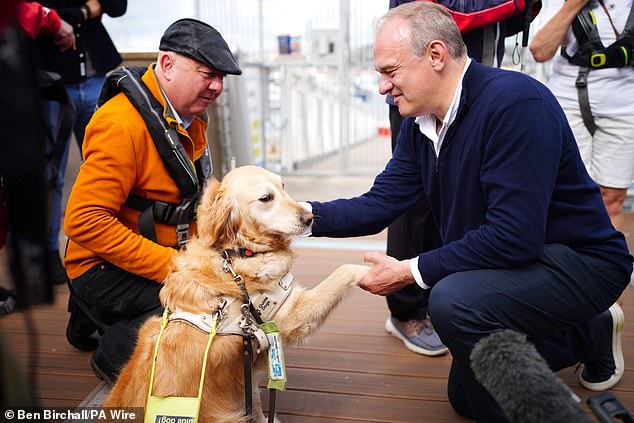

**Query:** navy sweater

left=310, top=61, right=632, bottom=286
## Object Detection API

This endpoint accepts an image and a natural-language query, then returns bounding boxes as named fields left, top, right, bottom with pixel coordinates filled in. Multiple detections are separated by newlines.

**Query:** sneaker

left=385, top=316, right=448, bottom=356
left=579, top=303, right=625, bottom=391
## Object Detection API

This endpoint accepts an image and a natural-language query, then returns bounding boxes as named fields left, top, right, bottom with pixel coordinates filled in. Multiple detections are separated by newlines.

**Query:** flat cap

left=159, top=18, right=242, bottom=75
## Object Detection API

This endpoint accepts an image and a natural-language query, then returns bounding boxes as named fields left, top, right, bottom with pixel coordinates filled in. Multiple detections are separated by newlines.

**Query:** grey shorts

left=564, top=109, right=634, bottom=189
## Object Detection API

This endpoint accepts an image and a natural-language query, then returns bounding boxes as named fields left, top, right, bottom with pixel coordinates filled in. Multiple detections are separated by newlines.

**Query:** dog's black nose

left=301, top=211, right=314, bottom=226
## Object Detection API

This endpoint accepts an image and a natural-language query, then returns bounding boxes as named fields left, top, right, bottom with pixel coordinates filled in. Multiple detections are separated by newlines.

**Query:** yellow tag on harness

left=145, top=396, right=200, bottom=423
left=144, top=309, right=218, bottom=423
left=259, top=320, right=287, bottom=391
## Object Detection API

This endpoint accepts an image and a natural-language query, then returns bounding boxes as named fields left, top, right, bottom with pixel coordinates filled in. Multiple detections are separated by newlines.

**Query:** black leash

left=221, top=250, right=277, bottom=423
left=242, top=332, right=254, bottom=421
left=268, top=390, right=277, bottom=423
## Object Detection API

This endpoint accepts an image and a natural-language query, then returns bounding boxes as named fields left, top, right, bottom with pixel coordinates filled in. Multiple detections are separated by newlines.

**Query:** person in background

left=36, top=0, right=126, bottom=287
left=1, top=0, right=57, bottom=406
left=63, top=18, right=241, bottom=384
left=384, top=0, right=534, bottom=357
left=530, top=0, right=634, bottom=233
left=306, top=2, right=632, bottom=421
left=16, top=1, right=75, bottom=51
left=0, top=1, right=76, bottom=317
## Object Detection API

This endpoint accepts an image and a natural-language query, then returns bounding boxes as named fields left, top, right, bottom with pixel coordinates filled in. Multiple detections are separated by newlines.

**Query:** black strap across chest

left=97, top=66, right=212, bottom=247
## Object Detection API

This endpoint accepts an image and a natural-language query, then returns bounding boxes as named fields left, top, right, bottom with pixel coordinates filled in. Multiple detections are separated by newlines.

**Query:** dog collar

left=221, top=247, right=258, bottom=258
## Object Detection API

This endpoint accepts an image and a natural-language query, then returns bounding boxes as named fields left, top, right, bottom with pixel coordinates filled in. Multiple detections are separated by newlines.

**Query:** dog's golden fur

left=104, top=165, right=368, bottom=422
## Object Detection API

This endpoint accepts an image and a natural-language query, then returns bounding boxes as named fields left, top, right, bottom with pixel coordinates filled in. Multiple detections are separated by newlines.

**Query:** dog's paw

left=336, top=264, right=371, bottom=286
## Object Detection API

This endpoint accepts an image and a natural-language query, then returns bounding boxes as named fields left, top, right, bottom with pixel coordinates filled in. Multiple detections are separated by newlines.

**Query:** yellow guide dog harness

left=145, top=250, right=294, bottom=423
left=144, top=308, right=219, bottom=423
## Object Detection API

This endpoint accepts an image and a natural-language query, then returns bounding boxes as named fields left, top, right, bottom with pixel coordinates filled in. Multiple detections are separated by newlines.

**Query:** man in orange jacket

left=63, top=18, right=241, bottom=384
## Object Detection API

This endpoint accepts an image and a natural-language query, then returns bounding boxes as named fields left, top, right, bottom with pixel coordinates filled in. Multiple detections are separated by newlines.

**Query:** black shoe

left=90, top=350, right=116, bottom=386
left=579, top=303, right=625, bottom=391
left=48, top=250, right=67, bottom=285
left=66, top=298, right=99, bottom=351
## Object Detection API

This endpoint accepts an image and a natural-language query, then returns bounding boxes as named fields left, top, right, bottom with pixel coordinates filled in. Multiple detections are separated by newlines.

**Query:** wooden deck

left=1, top=221, right=634, bottom=422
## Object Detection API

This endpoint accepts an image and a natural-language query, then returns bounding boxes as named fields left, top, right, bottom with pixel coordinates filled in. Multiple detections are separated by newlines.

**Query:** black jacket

left=36, top=0, right=127, bottom=83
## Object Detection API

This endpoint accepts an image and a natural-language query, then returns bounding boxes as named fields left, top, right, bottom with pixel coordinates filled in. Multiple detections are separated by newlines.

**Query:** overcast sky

left=103, top=0, right=387, bottom=59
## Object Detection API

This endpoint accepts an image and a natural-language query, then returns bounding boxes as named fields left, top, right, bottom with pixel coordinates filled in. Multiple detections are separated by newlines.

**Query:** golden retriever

left=104, top=165, right=368, bottom=422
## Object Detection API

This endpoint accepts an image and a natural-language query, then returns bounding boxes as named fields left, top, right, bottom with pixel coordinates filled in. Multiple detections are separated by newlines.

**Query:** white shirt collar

left=161, top=88, right=194, bottom=130
left=415, top=58, right=471, bottom=155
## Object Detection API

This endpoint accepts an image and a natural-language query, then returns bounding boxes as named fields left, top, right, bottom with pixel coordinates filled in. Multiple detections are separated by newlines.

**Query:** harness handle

left=147, top=308, right=219, bottom=400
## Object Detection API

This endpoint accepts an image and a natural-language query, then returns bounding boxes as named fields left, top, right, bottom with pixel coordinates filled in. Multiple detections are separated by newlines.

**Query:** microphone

left=470, top=329, right=592, bottom=423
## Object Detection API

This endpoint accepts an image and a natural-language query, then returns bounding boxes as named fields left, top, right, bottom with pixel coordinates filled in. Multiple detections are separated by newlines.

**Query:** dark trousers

left=71, top=262, right=163, bottom=372
left=386, top=105, right=442, bottom=321
left=427, top=244, right=629, bottom=422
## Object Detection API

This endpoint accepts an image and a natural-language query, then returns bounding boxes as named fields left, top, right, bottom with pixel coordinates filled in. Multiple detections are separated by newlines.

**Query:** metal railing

left=247, top=61, right=389, bottom=175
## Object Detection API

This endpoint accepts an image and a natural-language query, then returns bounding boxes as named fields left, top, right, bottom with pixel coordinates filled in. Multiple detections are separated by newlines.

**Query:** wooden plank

left=277, top=368, right=450, bottom=401
left=36, top=376, right=99, bottom=404
left=290, top=332, right=440, bottom=355
left=261, top=390, right=471, bottom=423
left=1, top=214, right=634, bottom=421
left=285, top=349, right=452, bottom=379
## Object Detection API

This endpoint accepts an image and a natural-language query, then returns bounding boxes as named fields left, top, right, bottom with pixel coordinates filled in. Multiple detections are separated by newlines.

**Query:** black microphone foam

left=470, top=329, right=592, bottom=423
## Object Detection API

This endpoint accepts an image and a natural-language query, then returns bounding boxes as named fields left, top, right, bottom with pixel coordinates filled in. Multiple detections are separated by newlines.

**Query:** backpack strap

left=565, top=3, right=634, bottom=135
left=574, top=66, right=596, bottom=135
left=480, top=24, right=498, bottom=66
left=123, top=193, right=200, bottom=247
left=562, top=2, right=634, bottom=69
left=108, top=66, right=201, bottom=197
left=98, top=66, right=212, bottom=248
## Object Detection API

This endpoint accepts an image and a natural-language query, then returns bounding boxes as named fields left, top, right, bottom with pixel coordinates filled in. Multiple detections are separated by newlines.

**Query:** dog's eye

left=259, top=194, right=273, bottom=202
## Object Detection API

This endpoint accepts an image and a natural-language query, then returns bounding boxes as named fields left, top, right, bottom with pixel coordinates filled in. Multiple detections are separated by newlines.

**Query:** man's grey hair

left=376, top=2, right=467, bottom=59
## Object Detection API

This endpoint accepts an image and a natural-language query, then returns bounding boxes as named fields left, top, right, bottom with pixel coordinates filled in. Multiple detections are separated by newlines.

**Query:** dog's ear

left=196, top=179, right=220, bottom=243
left=195, top=180, right=241, bottom=246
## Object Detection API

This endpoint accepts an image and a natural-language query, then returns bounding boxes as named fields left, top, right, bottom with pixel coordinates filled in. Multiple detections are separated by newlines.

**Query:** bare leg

left=600, top=186, right=627, bottom=232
